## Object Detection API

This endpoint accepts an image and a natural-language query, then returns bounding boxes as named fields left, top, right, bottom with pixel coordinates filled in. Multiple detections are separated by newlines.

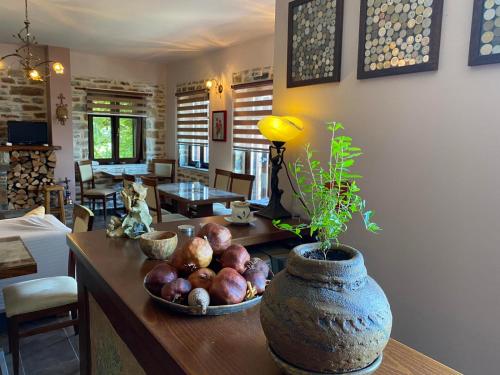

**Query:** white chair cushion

left=79, top=164, right=93, bottom=183
left=154, top=163, right=172, bottom=178
left=3, top=276, right=77, bottom=318
left=83, top=188, right=116, bottom=197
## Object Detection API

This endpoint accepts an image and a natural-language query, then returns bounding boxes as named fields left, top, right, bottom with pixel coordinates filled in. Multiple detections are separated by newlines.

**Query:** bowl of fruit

left=143, top=223, right=271, bottom=315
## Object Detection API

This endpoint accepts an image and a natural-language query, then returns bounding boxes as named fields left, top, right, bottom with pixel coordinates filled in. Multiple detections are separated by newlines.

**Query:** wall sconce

left=206, top=78, right=223, bottom=97
left=55, top=93, right=69, bottom=126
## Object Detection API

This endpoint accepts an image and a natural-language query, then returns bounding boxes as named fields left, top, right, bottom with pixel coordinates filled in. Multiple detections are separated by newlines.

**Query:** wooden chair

left=230, top=172, right=255, bottom=200
left=122, top=173, right=136, bottom=190
left=4, top=205, right=94, bottom=375
left=75, top=160, right=117, bottom=222
left=214, top=169, right=232, bottom=191
left=211, top=169, right=234, bottom=215
left=141, top=176, right=187, bottom=223
left=151, top=159, right=176, bottom=183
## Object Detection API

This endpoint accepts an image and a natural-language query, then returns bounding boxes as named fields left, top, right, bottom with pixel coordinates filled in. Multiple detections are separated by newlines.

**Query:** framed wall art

left=469, top=0, right=500, bottom=66
left=211, top=110, right=227, bottom=142
left=287, top=0, right=344, bottom=88
left=357, top=0, right=444, bottom=79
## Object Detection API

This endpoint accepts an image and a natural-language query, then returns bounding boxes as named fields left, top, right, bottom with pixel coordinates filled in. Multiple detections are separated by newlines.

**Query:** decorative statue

left=106, top=183, right=153, bottom=239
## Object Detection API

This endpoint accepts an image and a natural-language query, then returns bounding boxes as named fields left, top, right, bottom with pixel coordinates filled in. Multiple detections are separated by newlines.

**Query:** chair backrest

left=122, top=173, right=135, bottom=190
left=141, top=176, right=162, bottom=223
left=76, top=160, right=95, bottom=193
left=69, top=204, right=94, bottom=278
left=230, top=172, right=255, bottom=200
left=214, top=169, right=232, bottom=191
left=152, top=159, right=176, bottom=182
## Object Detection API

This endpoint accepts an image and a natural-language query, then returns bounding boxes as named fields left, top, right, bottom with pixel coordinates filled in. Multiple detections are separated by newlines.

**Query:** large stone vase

left=260, top=243, right=392, bottom=374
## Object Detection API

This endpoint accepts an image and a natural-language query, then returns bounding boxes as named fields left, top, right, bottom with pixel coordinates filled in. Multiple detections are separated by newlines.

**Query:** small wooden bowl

left=139, top=231, right=178, bottom=260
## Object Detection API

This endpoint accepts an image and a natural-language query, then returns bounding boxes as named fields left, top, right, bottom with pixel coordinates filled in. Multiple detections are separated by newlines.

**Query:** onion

left=171, top=237, right=213, bottom=274
left=197, top=223, right=232, bottom=255
left=220, top=244, right=250, bottom=274
left=188, top=268, right=216, bottom=290
left=145, top=263, right=178, bottom=296
left=161, top=278, right=192, bottom=303
left=243, top=269, right=268, bottom=294
left=209, top=268, right=247, bottom=305
left=245, top=257, right=270, bottom=277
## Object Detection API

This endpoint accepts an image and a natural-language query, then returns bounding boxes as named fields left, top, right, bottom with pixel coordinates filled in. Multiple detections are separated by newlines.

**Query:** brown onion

left=188, top=268, right=216, bottom=290
left=197, top=223, right=232, bottom=255
left=161, top=278, right=191, bottom=303
left=220, top=244, right=250, bottom=274
left=209, top=268, right=247, bottom=305
left=145, top=263, right=178, bottom=296
left=245, top=257, right=270, bottom=277
left=171, top=237, right=213, bottom=274
left=243, top=269, right=268, bottom=294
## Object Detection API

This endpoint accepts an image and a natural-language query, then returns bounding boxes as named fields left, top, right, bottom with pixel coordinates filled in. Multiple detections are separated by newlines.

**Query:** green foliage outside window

left=119, top=118, right=135, bottom=158
left=93, top=117, right=112, bottom=159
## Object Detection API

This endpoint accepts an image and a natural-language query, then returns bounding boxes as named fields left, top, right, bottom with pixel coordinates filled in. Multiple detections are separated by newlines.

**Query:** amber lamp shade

left=256, top=116, right=303, bottom=220
left=258, top=116, right=303, bottom=144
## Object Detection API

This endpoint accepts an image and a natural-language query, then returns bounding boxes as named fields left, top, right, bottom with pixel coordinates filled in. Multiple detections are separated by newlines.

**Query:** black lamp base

left=255, top=141, right=291, bottom=220
left=255, top=195, right=291, bottom=220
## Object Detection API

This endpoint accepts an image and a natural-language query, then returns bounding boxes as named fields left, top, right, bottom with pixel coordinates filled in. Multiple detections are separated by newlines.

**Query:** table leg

left=177, top=202, right=190, bottom=216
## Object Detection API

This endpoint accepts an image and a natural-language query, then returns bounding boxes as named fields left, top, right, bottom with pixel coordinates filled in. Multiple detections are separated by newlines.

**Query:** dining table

left=67, top=215, right=461, bottom=375
left=96, top=164, right=152, bottom=180
left=158, top=182, right=245, bottom=217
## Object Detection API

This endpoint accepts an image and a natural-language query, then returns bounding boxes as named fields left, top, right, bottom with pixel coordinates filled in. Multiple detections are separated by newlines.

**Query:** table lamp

left=255, top=115, right=303, bottom=220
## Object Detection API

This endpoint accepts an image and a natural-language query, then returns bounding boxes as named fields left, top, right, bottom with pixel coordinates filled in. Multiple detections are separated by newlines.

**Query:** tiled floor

left=0, top=316, right=79, bottom=375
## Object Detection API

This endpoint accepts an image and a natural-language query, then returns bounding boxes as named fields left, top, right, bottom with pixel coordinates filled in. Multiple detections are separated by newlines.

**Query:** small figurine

left=106, top=182, right=153, bottom=239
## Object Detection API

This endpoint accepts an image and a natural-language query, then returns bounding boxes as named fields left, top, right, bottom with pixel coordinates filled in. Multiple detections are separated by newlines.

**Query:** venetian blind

left=176, top=90, right=210, bottom=146
left=86, top=89, right=148, bottom=117
left=232, top=81, right=273, bottom=151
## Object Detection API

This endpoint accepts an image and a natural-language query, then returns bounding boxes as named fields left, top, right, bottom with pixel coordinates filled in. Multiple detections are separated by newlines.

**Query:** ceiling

left=0, top=0, right=275, bottom=62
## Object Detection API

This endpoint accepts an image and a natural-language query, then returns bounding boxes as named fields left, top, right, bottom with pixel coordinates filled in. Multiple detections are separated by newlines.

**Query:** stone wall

left=71, top=76, right=166, bottom=163
left=0, top=69, right=47, bottom=141
left=177, top=167, right=209, bottom=185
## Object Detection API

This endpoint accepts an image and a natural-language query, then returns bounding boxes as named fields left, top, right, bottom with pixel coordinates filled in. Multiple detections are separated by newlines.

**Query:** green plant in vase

left=274, top=122, right=380, bottom=254
left=261, top=122, right=391, bottom=375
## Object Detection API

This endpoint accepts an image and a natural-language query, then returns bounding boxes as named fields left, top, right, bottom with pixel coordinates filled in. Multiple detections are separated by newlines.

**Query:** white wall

left=274, top=1, right=500, bottom=374
left=165, top=35, right=275, bottom=182
left=70, top=50, right=167, bottom=84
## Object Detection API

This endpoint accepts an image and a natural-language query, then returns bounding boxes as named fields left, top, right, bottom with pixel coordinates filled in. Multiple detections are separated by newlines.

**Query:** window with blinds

left=232, top=81, right=273, bottom=152
left=232, top=80, right=273, bottom=200
left=86, top=89, right=148, bottom=117
left=176, top=90, right=210, bottom=169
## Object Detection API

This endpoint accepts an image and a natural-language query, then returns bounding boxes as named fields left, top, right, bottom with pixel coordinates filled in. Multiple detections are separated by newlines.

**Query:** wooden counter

left=68, top=216, right=460, bottom=375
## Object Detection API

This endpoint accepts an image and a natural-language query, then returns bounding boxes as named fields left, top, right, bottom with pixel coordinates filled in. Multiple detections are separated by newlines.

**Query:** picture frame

left=469, top=0, right=500, bottom=66
left=357, top=0, right=444, bottom=80
left=287, top=0, right=344, bottom=88
left=211, top=110, right=227, bottom=142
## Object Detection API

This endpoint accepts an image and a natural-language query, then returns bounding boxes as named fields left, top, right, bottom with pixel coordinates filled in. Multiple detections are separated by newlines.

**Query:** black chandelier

left=0, top=0, right=64, bottom=82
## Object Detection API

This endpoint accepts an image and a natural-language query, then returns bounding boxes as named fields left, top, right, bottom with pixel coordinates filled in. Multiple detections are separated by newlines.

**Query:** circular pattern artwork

left=358, top=0, right=444, bottom=79
left=287, top=0, right=343, bottom=87
left=479, top=0, right=500, bottom=56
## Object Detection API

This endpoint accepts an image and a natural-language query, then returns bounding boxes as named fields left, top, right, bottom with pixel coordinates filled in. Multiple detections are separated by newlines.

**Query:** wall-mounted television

left=7, top=121, right=49, bottom=145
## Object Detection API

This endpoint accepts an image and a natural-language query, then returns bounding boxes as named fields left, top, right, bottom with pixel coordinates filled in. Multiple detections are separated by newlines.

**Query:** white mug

left=230, top=201, right=251, bottom=222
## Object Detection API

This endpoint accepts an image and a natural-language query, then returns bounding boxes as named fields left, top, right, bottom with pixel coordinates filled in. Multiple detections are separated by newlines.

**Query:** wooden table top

left=0, top=236, right=37, bottom=279
left=158, top=182, right=245, bottom=205
left=68, top=217, right=460, bottom=375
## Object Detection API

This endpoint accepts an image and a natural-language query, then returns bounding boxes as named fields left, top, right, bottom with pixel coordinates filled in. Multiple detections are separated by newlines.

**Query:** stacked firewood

left=7, top=150, right=56, bottom=209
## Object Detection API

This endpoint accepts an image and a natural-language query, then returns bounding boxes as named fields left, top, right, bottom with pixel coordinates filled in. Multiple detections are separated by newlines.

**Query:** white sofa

left=0, top=215, right=71, bottom=311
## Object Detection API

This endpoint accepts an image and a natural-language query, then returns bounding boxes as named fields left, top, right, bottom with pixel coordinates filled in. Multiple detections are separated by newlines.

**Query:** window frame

left=88, top=114, right=144, bottom=164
